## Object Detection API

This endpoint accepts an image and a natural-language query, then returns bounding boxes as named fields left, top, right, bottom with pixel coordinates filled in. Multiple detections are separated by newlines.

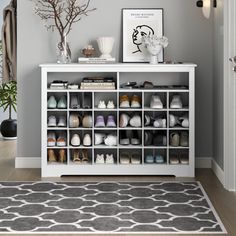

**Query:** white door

left=224, top=0, right=236, bottom=191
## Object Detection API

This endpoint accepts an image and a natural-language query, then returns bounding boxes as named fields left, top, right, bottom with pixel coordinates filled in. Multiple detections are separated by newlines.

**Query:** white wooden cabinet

left=40, top=63, right=196, bottom=177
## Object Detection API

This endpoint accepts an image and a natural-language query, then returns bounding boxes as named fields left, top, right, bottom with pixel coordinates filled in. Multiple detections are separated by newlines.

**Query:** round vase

left=97, top=37, right=114, bottom=59
left=0, top=119, right=17, bottom=139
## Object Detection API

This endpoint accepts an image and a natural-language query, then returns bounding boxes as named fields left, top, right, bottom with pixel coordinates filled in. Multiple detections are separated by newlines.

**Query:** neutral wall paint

left=213, top=0, right=224, bottom=169
left=17, top=0, right=213, bottom=159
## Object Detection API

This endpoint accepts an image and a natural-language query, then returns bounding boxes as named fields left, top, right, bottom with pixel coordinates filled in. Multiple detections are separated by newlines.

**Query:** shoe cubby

left=47, top=92, right=68, bottom=110
left=169, top=92, right=189, bottom=110
left=144, top=111, right=167, bottom=129
left=119, top=149, right=142, bottom=165
left=119, top=111, right=142, bottom=128
left=144, top=149, right=167, bottom=165
left=94, top=149, right=117, bottom=165
left=69, top=148, right=92, bottom=165
left=144, top=130, right=167, bottom=147
left=94, top=111, right=117, bottom=129
left=144, top=92, right=167, bottom=110
left=94, top=92, right=117, bottom=109
left=119, top=92, right=142, bottom=109
left=119, top=129, right=142, bottom=147
left=69, top=130, right=92, bottom=148
left=69, top=111, right=93, bottom=128
left=42, top=64, right=195, bottom=177
left=169, top=149, right=189, bottom=165
left=169, top=130, right=189, bottom=148
left=47, top=148, right=67, bottom=165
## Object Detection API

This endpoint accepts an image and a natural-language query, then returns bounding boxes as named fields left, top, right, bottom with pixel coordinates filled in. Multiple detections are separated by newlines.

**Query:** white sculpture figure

left=142, top=35, right=169, bottom=64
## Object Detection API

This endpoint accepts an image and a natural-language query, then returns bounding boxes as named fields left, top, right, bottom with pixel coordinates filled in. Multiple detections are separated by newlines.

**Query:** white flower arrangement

left=142, top=35, right=169, bottom=48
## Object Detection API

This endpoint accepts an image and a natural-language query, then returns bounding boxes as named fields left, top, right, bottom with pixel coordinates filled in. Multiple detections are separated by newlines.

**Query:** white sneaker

left=57, top=116, right=66, bottom=127
left=83, top=133, right=92, bottom=146
left=96, top=154, right=105, bottom=164
left=153, top=118, right=166, bottom=128
left=48, top=116, right=57, bottom=127
left=170, top=95, right=183, bottom=109
left=47, top=132, right=56, bottom=146
left=104, top=134, right=117, bottom=146
left=98, top=101, right=106, bottom=109
left=169, top=114, right=179, bottom=127
left=150, top=95, right=163, bottom=109
left=95, top=133, right=106, bottom=145
left=129, top=115, right=142, bottom=127
left=71, top=134, right=81, bottom=146
left=107, top=101, right=115, bottom=109
left=106, top=154, right=114, bottom=164
left=119, top=113, right=130, bottom=128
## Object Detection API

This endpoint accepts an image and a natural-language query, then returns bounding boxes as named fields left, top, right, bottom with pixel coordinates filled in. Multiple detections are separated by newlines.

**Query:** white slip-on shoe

left=83, top=133, right=92, bottom=146
left=107, top=101, right=115, bottom=109
left=57, top=116, right=67, bottom=127
left=98, top=101, right=106, bottom=109
left=95, top=133, right=106, bottom=145
left=129, top=115, right=142, bottom=127
left=47, top=132, right=56, bottom=147
left=179, top=115, right=189, bottom=128
left=71, top=134, right=81, bottom=146
left=106, top=154, right=114, bottom=164
left=169, top=114, right=179, bottom=127
left=57, top=96, right=67, bottom=109
left=48, top=115, right=57, bottom=127
left=104, top=134, right=117, bottom=146
left=119, top=113, right=130, bottom=128
left=170, top=95, right=183, bottom=109
left=96, top=154, right=105, bottom=164
left=150, top=95, right=163, bottom=109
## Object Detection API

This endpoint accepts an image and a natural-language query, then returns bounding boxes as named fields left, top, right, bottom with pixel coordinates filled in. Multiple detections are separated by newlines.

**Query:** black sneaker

left=131, top=130, right=141, bottom=145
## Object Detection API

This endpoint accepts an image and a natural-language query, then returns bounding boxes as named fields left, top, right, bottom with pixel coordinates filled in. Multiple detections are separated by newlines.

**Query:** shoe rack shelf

left=41, top=63, right=196, bottom=177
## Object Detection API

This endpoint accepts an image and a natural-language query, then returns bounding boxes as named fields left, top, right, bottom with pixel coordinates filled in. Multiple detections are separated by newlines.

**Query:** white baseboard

left=211, top=158, right=225, bottom=186
left=15, top=157, right=41, bottom=168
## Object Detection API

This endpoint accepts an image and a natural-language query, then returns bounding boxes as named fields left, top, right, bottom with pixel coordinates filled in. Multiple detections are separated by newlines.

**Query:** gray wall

left=17, top=0, right=213, bottom=158
left=213, top=0, right=224, bottom=169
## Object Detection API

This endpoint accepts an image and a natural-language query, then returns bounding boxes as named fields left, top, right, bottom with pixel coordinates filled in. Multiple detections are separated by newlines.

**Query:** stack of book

left=49, top=80, right=68, bottom=90
left=80, top=77, right=116, bottom=90
left=78, top=57, right=116, bottom=64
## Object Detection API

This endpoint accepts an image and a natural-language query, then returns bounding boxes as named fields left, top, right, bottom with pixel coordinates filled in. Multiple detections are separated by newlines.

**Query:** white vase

left=97, top=37, right=115, bottom=59
left=146, top=45, right=162, bottom=64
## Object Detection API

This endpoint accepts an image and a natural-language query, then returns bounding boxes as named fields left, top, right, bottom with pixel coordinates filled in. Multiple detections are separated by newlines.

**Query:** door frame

left=224, top=0, right=236, bottom=191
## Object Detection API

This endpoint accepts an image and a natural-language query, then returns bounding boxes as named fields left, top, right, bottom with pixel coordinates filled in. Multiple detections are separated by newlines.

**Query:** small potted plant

left=0, top=81, right=17, bottom=139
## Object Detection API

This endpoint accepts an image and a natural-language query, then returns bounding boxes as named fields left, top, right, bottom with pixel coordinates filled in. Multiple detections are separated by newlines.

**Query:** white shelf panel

left=169, top=146, right=189, bottom=149
left=47, top=127, right=67, bottom=130
left=118, top=145, right=143, bottom=149
left=94, top=127, right=117, bottom=130
left=47, top=146, right=68, bottom=149
left=94, top=108, right=117, bottom=111
left=144, top=127, right=167, bottom=130
left=144, top=107, right=168, bottom=111
left=69, top=145, right=93, bottom=149
left=69, top=128, right=93, bottom=130
left=47, top=109, right=67, bottom=111
left=144, top=146, right=168, bottom=149
left=69, top=109, right=93, bottom=111
left=119, top=127, right=143, bottom=130
left=169, top=127, right=189, bottom=130
left=94, top=145, right=118, bottom=149
left=169, top=108, right=189, bottom=111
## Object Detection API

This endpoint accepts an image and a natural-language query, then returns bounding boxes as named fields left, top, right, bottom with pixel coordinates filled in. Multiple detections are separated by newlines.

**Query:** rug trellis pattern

left=0, top=181, right=226, bottom=233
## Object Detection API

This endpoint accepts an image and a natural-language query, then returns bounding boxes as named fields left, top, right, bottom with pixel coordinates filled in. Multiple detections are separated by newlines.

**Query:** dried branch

left=32, top=0, right=96, bottom=40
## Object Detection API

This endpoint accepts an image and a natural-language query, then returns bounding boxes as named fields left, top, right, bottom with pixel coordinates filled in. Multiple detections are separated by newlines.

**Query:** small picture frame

left=122, top=8, right=164, bottom=63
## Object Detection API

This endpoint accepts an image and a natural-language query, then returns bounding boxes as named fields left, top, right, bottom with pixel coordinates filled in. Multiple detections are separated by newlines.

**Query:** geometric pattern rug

left=0, top=181, right=226, bottom=234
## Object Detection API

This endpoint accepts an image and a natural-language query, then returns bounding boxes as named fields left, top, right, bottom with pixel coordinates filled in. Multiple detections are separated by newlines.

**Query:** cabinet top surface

left=40, top=63, right=197, bottom=70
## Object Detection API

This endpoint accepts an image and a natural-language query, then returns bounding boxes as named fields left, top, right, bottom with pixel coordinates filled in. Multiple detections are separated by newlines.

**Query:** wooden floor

left=0, top=139, right=235, bottom=236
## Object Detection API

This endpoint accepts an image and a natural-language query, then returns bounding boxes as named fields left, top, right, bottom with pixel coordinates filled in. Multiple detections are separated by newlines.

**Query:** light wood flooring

left=0, top=139, right=235, bottom=236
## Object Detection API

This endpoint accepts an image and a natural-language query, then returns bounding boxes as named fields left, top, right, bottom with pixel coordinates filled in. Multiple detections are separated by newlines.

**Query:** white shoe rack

left=41, top=63, right=196, bottom=177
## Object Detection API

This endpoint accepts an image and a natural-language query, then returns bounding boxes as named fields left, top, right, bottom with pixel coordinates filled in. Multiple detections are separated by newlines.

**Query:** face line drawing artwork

left=132, top=25, right=155, bottom=54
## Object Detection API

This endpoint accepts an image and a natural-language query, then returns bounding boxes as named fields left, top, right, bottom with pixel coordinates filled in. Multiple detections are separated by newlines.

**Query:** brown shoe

left=119, top=95, right=130, bottom=108
left=59, top=149, right=67, bottom=163
left=81, top=149, right=89, bottom=164
left=131, top=95, right=141, bottom=108
left=72, top=149, right=81, bottom=163
left=48, top=149, right=57, bottom=162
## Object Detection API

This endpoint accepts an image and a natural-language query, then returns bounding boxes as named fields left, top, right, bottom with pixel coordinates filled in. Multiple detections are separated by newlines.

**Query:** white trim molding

left=15, top=157, right=41, bottom=168
left=212, top=159, right=225, bottom=187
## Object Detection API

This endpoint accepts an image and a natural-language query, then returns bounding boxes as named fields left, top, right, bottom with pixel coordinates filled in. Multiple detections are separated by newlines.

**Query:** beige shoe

left=48, top=149, right=57, bottom=162
left=59, top=149, right=66, bottom=163
left=69, top=114, right=80, bottom=128
left=170, top=132, right=180, bottom=147
left=82, top=115, right=93, bottom=128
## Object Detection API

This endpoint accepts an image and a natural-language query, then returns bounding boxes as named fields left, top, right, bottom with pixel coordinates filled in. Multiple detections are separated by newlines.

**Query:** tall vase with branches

left=32, top=0, right=96, bottom=63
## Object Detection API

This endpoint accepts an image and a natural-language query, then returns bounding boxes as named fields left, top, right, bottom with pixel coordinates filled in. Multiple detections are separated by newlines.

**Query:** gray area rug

left=0, top=181, right=226, bottom=233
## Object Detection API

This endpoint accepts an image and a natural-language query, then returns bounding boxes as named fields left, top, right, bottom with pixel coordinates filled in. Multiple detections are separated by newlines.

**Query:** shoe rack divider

left=41, top=63, right=196, bottom=177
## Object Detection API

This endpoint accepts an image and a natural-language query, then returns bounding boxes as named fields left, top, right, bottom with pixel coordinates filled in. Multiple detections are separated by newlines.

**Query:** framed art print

left=122, top=8, right=164, bottom=63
